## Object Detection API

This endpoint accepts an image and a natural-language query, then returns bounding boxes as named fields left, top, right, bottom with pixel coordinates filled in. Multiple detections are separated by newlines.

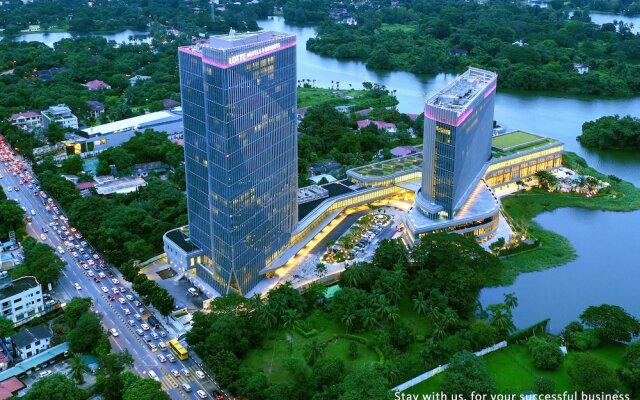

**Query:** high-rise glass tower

left=178, top=31, right=298, bottom=295
left=416, top=67, right=497, bottom=218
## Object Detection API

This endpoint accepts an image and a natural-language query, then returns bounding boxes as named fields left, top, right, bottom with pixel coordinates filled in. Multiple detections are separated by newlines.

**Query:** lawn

left=378, top=23, right=417, bottom=33
left=491, top=131, right=544, bottom=150
left=404, top=342, right=629, bottom=395
left=296, top=87, right=398, bottom=110
left=494, top=152, right=640, bottom=286
left=242, top=297, right=432, bottom=385
left=241, top=310, right=380, bottom=384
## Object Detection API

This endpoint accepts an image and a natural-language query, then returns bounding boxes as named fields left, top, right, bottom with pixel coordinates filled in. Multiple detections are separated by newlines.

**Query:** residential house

left=0, top=377, right=25, bottom=400
left=35, top=67, right=63, bottom=80
left=356, top=119, right=397, bottom=133
left=573, top=63, right=589, bottom=74
left=86, top=101, right=105, bottom=119
left=128, top=75, right=151, bottom=86
left=85, top=80, right=111, bottom=91
left=11, top=325, right=52, bottom=360
left=41, top=104, right=78, bottom=130
left=133, top=161, right=169, bottom=177
left=355, top=108, right=373, bottom=117
left=0, top=274, right=44, bottom=326
left=8, top=112, right=42, bottom=130
left=390, top=146, right=420, bottom=157
left=449, top=48, right=469, bottom=56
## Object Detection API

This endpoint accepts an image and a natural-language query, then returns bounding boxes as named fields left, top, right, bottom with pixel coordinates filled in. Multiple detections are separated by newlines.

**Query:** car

left=110, top=328, right=119, bottom=337
left=93, top=254, right=100, bottom=260
left=39, top=370, right=52, bottom=378
left=159, top=330, right=167, bottom=338
left=196, top=390, right=208, bottom=399
left=72, top=252, right=78, bottom=258
left=82, top=265, right=89, bottom=271
left=141, top=323, right=149, bottom=331
left=182, top=383, right=192, bottom=392
left=83, top=254, right=90, bottom=260
left=87, top=260, right=95, bottom=267
left=101, top=287, right=109, bottom=296
left=133, top=301, right=141, bottom=307
left=171, top=369, right=180, bottom=377
left=151, top=332, right=159, bottom=340
left=134, top=313, right=141, bottom=320
left=14, top=186, right=19, bottom=191
left=94, top=277, right=101, bottom=283
left=138, top=307, right=146, bottom=315
left=61, top=226, right=67, bottom=231
left=70, top=227, right=76, bottom=232
left=111, top=278, right=120, bottom=285
left=181, top=368, right=190, bottom=377
left=41, top=227, right=48, bottom=233
left=74, top=283, right=81, bottom=290
left=40, top=234, right=47, bottom=241
left=167, top=354, right=176, bottom=363
left=119, top=287, right=127, bottom=293
left=128, top=319, right=135, bottom=326
left=158, top=354, right=167, bottom=363
left=87, top=271, right=95, bottom=277
left=123, top=308, right=131, bottom=316
left=125, top=295, right=134, bottom=301
left=143, top=335, right=151, bottom=342
left=57, top=246, right=64, bottom=254
left=81, top=241, right=88, bottom=247
left=98, top=272, right=106, bottom=279
left=136, top=329, right=144, bottom=336
left=75, top=233, right=82, bottom=239
left=111, top=288, right=119, bottom=294
left=6, top=187, right=11, bottom=192
left=108, top=295, right=116, bottom=301
left=118, top=297, right=126, bottom=304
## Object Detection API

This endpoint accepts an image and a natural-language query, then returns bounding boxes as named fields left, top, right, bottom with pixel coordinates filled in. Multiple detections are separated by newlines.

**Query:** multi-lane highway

left=0, top=137, right=224, bottom=400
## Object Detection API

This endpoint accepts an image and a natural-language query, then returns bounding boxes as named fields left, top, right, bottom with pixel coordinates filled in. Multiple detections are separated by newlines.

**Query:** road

left=0, top=139, right=224, bottom=400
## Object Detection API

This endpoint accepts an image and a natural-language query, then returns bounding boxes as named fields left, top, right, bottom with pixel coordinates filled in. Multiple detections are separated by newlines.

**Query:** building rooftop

left=86, top=100, right=105, bottom=112
left=0, top=276, right=39, bottom=301
left=0, top=343, right=69, bottom=382
left=426, top=67, right=497, bottom=115
left=11, top=325, right=52, bottom=349
left=207, top=30, right=292, bottom=49
left=0, top=377, right=25, bottom=400
left=95, top=177, right=147, bottom=195
left=81, top=110, right=182, bottom=136
left=165, top=228, right=199, bottom=253
left=349, top=152, right=423, bottom=178
left=298, top=181, right=355, bottom=220
left=491, top=131, right=560, bottom=157
left=8, top=112, right=40, bottom=121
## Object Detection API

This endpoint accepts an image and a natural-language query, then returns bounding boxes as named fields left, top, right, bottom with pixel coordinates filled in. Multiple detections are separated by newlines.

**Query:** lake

left=1, top=29, right=151, bottom=48
left=480, top=208, right=640, bottom=333
left=258, top=16, right=640, bottom=186
left=590, top=11, right=640, bottom=34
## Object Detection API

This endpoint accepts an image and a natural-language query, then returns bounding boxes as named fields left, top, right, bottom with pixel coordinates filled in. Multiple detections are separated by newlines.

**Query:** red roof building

left=85, top=80, right=111, bottom=90
left=0, top=377, right=25, bottom=400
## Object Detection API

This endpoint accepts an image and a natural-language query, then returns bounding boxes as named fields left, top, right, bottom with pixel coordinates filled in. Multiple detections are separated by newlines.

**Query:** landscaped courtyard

left=404, top=342, right=628, bottom=395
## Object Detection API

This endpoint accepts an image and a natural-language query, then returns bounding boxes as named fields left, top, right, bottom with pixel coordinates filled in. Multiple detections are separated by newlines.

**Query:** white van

left=158, top=342, right=167, bottom=351
left=182, top=383, right=192, bottom=392
left=148, top=370, right=159, bottom=381
left=148, top=342, right=157, bottom=352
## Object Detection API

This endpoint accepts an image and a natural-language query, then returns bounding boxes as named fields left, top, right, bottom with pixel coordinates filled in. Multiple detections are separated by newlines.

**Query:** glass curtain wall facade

left=178, top=31, right=298, bottom=295
left=418, top=67, right=497, bottom=218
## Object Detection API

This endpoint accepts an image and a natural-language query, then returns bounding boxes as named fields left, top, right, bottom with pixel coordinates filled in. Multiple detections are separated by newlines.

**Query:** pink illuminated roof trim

left=484, top=84, right=497, bottom=98
left=424, top=107, right=474, bottom=127
left=179, top=41, right=296, bottom=69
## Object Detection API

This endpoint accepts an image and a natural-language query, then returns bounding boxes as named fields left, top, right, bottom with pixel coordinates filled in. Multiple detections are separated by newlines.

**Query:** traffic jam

left=0, top=137, right=227, bottom=400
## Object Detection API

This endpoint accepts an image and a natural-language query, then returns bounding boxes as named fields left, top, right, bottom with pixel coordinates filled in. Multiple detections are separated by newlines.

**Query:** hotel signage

left=228, top=43, right=282, bottom=65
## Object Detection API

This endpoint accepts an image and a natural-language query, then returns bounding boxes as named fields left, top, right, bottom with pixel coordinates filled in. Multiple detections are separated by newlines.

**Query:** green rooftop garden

left=350, top=154, right=422, bottom=177
left=492, top=131, right=560, bottom=158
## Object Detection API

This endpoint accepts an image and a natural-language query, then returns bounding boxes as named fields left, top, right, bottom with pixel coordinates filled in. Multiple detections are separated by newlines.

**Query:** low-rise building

left=7, top=112, right=42, bottom=130
left=357, top=119, right=397, bottom=133
left=86, top=101, right=105, bottom=119
left=573, top=63, right=589, bottom=74
left=161, top=99, right=180, bottom=109
left=85, top=80, right=111, bottom=91
left=41, top=104, right=78, bottom=130
left=0, top=274, right=44, bottom=326
left=95, top=176, right=147, bottom=195
left=133, top=161, right=169, bottom=177
left=11, top=326, right=52, bottom=360
left=129, top=75, right=151, bottom=86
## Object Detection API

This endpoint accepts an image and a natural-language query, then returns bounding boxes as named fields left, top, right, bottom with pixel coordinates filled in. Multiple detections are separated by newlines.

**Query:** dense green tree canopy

left=568, top=353, right=619, bottom=393
left=440, top=351, right=496, bottom=397
left=12, top=237, right=65, bottom=286
left=579, top=114, right=640, bottom=150
left=580, top=304, right=640, bottom=342
left=23, top=374, right=87, bottom=400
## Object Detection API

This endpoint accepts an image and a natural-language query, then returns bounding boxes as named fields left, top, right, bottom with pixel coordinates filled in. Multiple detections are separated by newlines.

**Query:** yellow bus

left=167, top=339, right=188, bottom=360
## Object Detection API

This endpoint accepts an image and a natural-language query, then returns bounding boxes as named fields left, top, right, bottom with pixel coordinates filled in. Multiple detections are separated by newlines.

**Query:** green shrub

left=373, top=346, right=385, bottom=365
left=534, top=376, right=556, bottom=394
left=528, top=337, right=563, bottom=371
left=573, top=329, right=601, bottom=350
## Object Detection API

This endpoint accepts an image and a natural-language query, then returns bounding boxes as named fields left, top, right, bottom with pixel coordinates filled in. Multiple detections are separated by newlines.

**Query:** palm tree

left=504, top=293, right=518, bottom=310
left=431, top=320, right=447, bottom=340
left=361, top=309, right=378, bottom=329
left=427, top=304, right=443, bottom=325
left=261, top=305, right=278, bottom=331
left=487, top=304, right=515, bottom=336
left=282, top=309, right=300, bottom=330
left=413, top=292, right=429, bottom=316
left=331, top=80, right=334, bottom=90
left=315, top=263, right=328, bottom=278
left=341, top=313, right=355, bottom=332
left=68, top=355, right=90, bottom=384
left=312, top=79, right=316, bottom=88
left=391, top=266, right=407, bottom=294
left=304, top=339, right=324, bottom=365
left=442, top=308, right=458, bottom=329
